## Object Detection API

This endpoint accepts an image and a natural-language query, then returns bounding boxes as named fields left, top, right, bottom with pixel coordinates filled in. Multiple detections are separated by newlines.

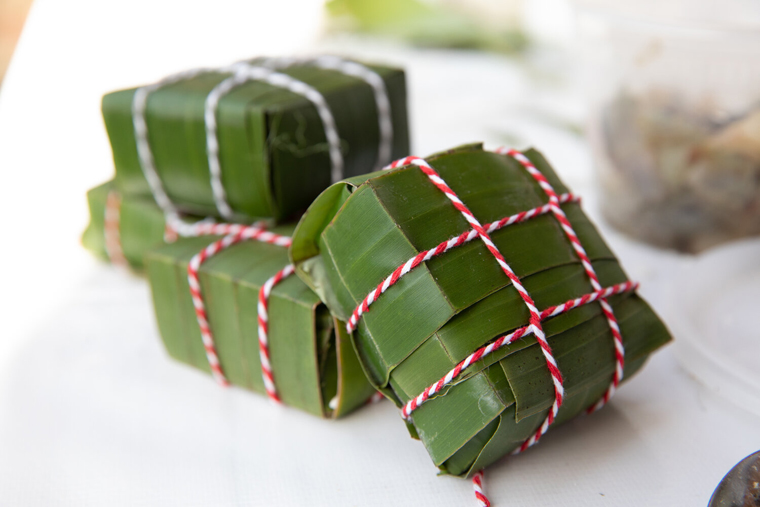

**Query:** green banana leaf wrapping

left=144, top=223, right=376, bottom=418
left=103, top=58, right=410, bottom=222
left=291, top=143, right=672, bottom=474
left=82, top=181, right=170, bottom=269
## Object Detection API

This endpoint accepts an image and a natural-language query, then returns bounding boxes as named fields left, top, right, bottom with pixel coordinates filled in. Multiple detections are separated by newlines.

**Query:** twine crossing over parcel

left=185, top=224, right=293, bottom=394
left=203, top=64, right=343, bottom=219
left=183, top=224, right=385, bottom=408
left=107, top=137, right=632, bottom=505
left=131, top=57, right=393, bottom=223
left=495, top=148, right=625, bottom=414
left=171, top=219, right=383, bottom=409
left=123, top=56, right=395, bottom=404
left=125, top=56, right=393, bottom=399
left=345, top=149, right=636, bottom=506
left=107, top=201, right=292, bottom=398
left=260, top=55, right=394, bottom=172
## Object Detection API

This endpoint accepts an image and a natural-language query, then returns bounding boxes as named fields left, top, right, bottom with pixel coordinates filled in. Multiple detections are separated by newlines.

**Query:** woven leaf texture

left=291, top=143, right=672, bottom=475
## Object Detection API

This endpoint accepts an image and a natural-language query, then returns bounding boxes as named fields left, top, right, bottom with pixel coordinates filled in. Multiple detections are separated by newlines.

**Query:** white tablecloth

left=1, top=1, right=758, bottom=505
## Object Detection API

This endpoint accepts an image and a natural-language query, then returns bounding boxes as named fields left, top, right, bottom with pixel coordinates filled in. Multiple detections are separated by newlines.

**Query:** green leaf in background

left=144, top=223, right=376, bottom=418
left=326, top=0, right=528, bottom=53
left=292, top=143, right=672, bottom=475
left=82, top=181, right=171, bottom=270
left=103, top=58, right=410, bottom=223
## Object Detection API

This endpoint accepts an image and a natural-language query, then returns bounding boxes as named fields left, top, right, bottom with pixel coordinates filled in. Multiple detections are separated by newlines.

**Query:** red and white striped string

left=128, top=57, right=393, bottom=400
left=473, top=470, right=490, bottom=507
left=398, top=280, right=637, bottom=419
left=178, top=218, right=385, bottom=409
left=495, top=148, right=624, bottom=413
left=175, top=220, right=277, bottom=240
left=104, top=191, right=128, bottom=267
left=393, top=282, right=636, bottom=507
left=345, top=192, right=580, bottom=334
left=256, top=264, right=296, bottom=403
left=182, top=224, right=382, bottom=409
left=345, top=150, right=635, bottom=507
left=185, top=224, right=292, bottom=388
left=377, top=156, right=565, bottom=452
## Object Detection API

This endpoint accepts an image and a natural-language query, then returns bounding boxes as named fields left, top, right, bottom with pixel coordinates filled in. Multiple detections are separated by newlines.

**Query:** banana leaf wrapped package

left=103, top=56, right=410, bottom=224
left=291, top=143, right=672, bottom=474
left=82, top=181, right=175, bottom=269
left=144, top=223, right=377, bottom=418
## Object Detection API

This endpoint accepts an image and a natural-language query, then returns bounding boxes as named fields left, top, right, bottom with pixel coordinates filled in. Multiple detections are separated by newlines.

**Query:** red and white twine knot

left=345, top=148, right=635, bottom=507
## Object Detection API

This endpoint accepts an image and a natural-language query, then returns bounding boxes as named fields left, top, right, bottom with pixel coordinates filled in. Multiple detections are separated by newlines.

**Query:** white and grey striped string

left=131, top=57, right=393, bottom=224
left=259, top=55, right=393, bottom=172
left=132, top=66, right=216, bottom=228
left=204, top=63, right=343, bottom=220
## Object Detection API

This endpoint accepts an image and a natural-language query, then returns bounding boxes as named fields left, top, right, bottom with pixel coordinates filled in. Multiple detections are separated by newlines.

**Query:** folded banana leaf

left=291, top=143, right=672, bottom=474
left=103, top=56, right=410, bottom=223
left=144, top=224, right=376, bottom=418
left=82, top=181, right=170, bottom=269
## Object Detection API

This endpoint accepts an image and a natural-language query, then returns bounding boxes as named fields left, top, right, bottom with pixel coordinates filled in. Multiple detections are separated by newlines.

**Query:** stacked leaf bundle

left=83, top=56, right=409, bottom=270
left=145, top=224, right=376, bottom=417
left=103, top=56, right=409, bottom=223
left=291, top=143, right=672, bottom=474
left=80, top=56, right=410, bottom=418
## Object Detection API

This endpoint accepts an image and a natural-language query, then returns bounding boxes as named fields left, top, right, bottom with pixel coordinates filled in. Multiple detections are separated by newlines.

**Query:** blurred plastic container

left=579, top=1, right=760, bottom=253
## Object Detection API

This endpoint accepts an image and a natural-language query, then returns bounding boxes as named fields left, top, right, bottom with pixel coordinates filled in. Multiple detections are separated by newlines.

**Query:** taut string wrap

left=346, top=149, right=634, bottom=506
left=124, top=57, right=392, bottom=407
left=132, top=57, right=393, bottom=223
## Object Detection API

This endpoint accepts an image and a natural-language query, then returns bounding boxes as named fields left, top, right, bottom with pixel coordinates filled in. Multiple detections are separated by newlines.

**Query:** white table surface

left=1, top=1, right=758, bottom=506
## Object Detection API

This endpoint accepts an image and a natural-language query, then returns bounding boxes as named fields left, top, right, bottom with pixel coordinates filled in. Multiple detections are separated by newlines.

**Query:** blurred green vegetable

left=326, top=0, right=528, bottom=53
